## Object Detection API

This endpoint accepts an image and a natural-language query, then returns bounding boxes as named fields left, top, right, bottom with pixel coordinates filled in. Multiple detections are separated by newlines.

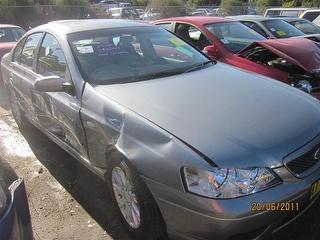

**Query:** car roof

left=231, top=15, right=292, bottom=22
left=265, top=7, right=309, bottom=11
left=154, top=16, right=235, bottom=25
left=0, top=24, right=21, bottom=28
left=275, top=17, right=307, bottom=22
left=32, top=19, right=152, bottom=35
left=303, top=9, right=320, bottom=13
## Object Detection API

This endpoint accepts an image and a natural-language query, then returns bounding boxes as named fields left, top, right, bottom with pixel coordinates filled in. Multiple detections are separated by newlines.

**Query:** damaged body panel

left=154, top=17, right=320, bottom=99
left=240, top=38, right=320, bottom=98
left=3, top=19, right=320, bottom=240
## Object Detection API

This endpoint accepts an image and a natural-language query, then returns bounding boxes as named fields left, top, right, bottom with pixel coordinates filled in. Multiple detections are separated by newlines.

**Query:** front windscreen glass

left=262, top=19, right=304, bottom=38
left=68, top=27, right=210, bottom=84
left=205, top=22, right=266, bottom=53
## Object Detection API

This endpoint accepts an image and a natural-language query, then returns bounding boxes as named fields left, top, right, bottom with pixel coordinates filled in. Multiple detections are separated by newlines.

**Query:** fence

left=0, top=5, right=269, bottom=29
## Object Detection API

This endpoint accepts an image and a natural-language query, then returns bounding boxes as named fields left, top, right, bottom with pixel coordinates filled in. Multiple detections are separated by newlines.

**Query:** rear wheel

left=8, top=88, right=32, bottom=130
left=106, top=154, right=166, bottom=240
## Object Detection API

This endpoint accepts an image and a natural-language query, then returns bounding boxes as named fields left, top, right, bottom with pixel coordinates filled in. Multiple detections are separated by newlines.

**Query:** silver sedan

left=2, top=19, right=320, bottom=240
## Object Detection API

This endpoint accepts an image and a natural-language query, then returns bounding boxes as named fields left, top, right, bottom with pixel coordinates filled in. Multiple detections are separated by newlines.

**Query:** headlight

left=183, top=167, right=281, bottom=198
left=0, top=185, right=7, bottom=216
left=291, top=80, right=312, bottom=93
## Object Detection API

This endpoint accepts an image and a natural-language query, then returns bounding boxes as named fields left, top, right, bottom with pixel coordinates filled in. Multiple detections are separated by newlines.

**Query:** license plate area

left=310, top=178, right=320, bottom=200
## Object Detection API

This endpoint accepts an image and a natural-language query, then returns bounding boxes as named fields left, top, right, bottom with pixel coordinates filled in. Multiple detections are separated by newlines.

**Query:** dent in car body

left=81, top=83, right=213, bottom=189
left=89, top=63, right=320, bottom=171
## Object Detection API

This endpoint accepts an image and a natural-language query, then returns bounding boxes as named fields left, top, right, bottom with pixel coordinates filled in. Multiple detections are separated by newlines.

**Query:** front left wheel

left=106, top=155, right=166, bottom=240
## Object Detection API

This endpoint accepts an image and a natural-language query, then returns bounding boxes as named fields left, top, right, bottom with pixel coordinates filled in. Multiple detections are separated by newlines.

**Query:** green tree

left=148, top=0, right=185, bottom=18
left=302, top=0, right=320, bottom=7
left=0, top=0, right=32, bottom=5
left=130, top=0, right=148, bottom=6
left=187, top=0, right=215, bottom=7
left=255, top=0, right=281, bottom=15
left=56, top=0, right=89, bottom=5
left=220, top=0, right=246, bottom=15
left=282, top=0, right=297, bottom=7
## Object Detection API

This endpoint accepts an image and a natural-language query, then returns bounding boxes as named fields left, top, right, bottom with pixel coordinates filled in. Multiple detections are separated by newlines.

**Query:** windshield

left=205, top=22, right=266, bottom=53
left=290, top=20, right=320, bottom=34
left=68, top=27, right=210, bottom=84
left=262, top=19, right=304, bottom=38
left=0, top=27, right=25, bottom=43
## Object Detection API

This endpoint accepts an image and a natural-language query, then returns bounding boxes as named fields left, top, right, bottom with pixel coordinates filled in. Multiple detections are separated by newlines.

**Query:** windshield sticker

left=96, top=43, right=129, bottom=56
left=75, top=39, right=93, bottom=45
left=276, top=30, right=287, bottom=36
left=169, top=37, right=185, bottom=46
left=270, top=28, right=276, bottom=32
left=76, top=46, right=94, bottom=54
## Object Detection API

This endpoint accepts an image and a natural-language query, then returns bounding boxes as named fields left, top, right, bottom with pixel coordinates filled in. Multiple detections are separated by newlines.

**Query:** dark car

left=0, top=158, right=33, bottom=240
left=231, top=15, right=305, bottom=39
left=154, top=16, right=320, bottom=99
left=276, top=17, right=320, bottom=35
left=3, top=19, right=320, bottom=240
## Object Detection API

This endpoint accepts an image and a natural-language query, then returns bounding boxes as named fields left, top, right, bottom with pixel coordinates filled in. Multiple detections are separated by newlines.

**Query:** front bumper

left=0, top=178, right=33, bottom=240
left=143, top=164, right=320, bottom=240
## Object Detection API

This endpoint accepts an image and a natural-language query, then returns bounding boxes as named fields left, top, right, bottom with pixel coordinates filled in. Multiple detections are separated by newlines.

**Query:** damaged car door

left=9, top=33, right=43, bottom=123
left=32, top=33, right=88, bottom=157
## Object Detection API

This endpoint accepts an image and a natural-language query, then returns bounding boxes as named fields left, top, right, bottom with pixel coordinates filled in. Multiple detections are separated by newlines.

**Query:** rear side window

left=291, top=20, right=320, bottom=34
left=0, top=28, right=15, bottom=43
left=265, top=10, right=281, bottom=17
left=37, top=33, right=66, bottom=78
left=12, top=38, right=26, bottom=63
left=12, top=28, right=26, bottom=41
left=302, top=11, right=320, bottom=22
left=20, top=33, right=42, bottom=69
left=156, top=22, right=172, bottom=31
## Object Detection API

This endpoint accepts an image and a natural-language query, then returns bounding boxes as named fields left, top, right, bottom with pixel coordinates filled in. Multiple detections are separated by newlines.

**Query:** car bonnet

left=239, top=38, right=320, bottom=73
left=94, top=63, right=320, bottom=169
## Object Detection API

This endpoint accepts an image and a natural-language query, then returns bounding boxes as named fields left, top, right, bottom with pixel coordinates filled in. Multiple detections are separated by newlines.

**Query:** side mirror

left=202, top=44, right=221, bottom=60
left=34, top=76, right=73, bottom=93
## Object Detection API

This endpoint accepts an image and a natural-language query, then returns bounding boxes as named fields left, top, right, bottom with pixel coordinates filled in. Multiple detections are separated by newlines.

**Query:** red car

left=0, top=24, right=25, bottom=85
left=153, top=17, right=320, bottom=99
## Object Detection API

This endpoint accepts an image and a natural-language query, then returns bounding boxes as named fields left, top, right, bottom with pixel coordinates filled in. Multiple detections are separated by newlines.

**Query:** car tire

left=106, top=153, right=167, bottom=240
left=8, top=88, right=32, bottom=131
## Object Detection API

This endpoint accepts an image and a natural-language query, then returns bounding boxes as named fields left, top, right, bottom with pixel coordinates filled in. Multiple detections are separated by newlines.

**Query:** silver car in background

left=2, top=19, right=320, bottom=240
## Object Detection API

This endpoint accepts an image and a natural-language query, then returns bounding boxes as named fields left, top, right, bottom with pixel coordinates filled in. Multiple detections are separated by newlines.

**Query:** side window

left=148, top=33, right=196, bottom=62
left=302, top=11, right=320, bottom=22
left=242, top=21, right=268, bottom=38
left=37, top=33, right=66, bottom=79
left=188, top=26, right=201, bottom=41
left=156, top=22, right=172, bottom=31
left=12, top=38, right=26, bottom=63
left=175, top=23, right=210, bottom=50
left=265, top=10, right=280, bottom=17
left=20, top=33, right=42, bottom=69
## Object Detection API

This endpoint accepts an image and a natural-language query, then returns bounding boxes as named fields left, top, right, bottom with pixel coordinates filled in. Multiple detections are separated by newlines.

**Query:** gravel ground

left=0, top=87, right=319, bottom=240
left=0, top=88, right=132, bottom=240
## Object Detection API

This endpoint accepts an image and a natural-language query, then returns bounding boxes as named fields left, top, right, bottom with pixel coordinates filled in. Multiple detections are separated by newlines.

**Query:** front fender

left=81, top=83, right=213, bottom=189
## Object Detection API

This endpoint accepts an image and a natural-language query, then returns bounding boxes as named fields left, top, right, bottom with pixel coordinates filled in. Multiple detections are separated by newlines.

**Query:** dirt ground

left=0, top=87, right=319, bottom=240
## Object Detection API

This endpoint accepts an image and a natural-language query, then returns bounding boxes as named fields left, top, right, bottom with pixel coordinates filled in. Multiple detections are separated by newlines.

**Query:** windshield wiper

left=118, top=61, right=215, bottom=84
left=119, top=69, right=185, bottom=84
left=184, top=60, right=215, bottom=73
